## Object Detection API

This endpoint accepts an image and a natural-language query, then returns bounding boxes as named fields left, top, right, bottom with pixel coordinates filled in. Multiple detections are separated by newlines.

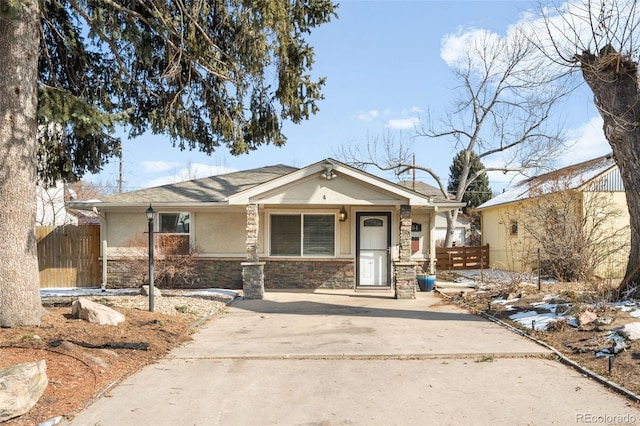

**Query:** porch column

left=394, top=204, right=417, bottom=299
left=242, top=204, right=265, bottom=299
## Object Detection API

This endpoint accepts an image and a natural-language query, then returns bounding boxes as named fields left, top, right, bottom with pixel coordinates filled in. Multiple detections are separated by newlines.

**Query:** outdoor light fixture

left=146, top=204, right=155, bottom=312
left=339, top=206, right=348, bottom=222
left=320, top=163, right=337, bottom=180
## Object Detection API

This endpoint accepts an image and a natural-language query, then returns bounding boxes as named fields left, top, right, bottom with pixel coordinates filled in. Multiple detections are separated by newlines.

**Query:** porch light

left=339, top=206, right=348, bottom=222
left=146, top=204, right=155, bottom=312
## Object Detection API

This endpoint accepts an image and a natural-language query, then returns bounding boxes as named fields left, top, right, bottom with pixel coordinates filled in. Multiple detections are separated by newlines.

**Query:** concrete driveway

left=66, top=290, right=640, bottom=425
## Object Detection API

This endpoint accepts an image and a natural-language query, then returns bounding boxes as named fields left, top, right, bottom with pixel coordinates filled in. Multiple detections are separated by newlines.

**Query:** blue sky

left=87, top=0, right=610, bottom=194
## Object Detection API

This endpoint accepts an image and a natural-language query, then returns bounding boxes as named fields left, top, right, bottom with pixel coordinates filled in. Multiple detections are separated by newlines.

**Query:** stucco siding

left=253, top=175, right=408, bottom=205
left=481, top=203, right=533, bottom=272
left=195, top=211, right=245, bottom=255
left=105, top=212, right=147, bottom=253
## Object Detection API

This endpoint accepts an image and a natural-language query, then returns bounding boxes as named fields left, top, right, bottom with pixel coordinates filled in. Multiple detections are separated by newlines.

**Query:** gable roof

left=398, top=180, right=452, bottom=201
left=69, top=158, right=466, bottom=210
left=95, top=164, right=298, bottom=205
left=477, top=153, right=618, bottom=210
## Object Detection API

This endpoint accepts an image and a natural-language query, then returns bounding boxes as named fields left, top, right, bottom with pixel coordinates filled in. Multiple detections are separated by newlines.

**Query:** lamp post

left=146, top=204, right=155, bottom=312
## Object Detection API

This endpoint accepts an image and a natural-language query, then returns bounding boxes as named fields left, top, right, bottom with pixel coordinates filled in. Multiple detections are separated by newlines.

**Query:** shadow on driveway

left=230, top=290, right=486, bottom=322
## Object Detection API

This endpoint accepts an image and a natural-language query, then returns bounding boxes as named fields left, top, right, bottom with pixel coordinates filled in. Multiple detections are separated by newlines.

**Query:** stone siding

left=264, top=260, right=355, bottom=289
left=106, top=258, right=243, bottom=289
left=105, top=258, right=355, bottom=290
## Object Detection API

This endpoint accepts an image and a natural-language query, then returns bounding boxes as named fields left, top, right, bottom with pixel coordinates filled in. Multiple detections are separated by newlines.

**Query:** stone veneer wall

left=105, top=258, right=356, bottom=290
left=394, top=205, right=417, bottom=299
left=264, top=259, right=354, bottom=289
left=106, top=258, right=243, bottom=289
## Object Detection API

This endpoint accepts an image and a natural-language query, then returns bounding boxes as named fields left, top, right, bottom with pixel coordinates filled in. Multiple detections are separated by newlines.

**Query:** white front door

left=357, top=213, right=390, bottom=286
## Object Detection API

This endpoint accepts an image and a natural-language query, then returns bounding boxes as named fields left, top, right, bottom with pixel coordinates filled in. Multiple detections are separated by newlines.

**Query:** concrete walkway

left=65, top=290, right=640, bottom=425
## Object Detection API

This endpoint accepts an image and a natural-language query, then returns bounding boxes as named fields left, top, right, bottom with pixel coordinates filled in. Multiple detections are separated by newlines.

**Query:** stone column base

left=393, top=261, right=417, bottom=299
left=242, top=262, right=265, bottom=300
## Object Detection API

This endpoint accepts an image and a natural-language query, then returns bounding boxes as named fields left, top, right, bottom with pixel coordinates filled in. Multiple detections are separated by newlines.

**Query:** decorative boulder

left=141, top=285, right=162, bottom=297
left=578, top=310, right=597, bottom=326
left=71, top=297, right=125, bottom=326
left=0, top=360, right=48, bottom=422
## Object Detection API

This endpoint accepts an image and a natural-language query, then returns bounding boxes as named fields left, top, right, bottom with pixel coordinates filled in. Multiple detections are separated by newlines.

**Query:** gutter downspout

left=94, top=207, right=107, bottom=291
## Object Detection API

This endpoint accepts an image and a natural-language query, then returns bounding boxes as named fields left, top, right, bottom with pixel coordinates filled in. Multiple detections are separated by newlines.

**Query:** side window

left=158, top=212, right=190, bottom=254
left=510, top=220, right=518, bottom=236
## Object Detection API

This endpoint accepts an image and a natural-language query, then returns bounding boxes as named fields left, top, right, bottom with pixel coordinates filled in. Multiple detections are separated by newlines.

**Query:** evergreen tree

left=0, top=0, right=336, bottom=326
left=447, top=150, right=492, bottom=210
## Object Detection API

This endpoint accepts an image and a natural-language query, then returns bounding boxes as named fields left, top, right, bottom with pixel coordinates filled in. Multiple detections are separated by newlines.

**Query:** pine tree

left=447, top=150, right=492, bottom=211
left=0, top=0, right=337, bottom=326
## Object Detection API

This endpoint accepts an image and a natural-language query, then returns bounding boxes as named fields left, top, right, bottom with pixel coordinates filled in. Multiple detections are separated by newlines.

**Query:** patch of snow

left=491, top=298, right=520, bottom=305
left=40, top=287, right=238, bottom=299
left=509, top=310, right=563, bottom=331
left=611, top=301, right=640, bottom=318
left=40, top=288, right=138, bottom=298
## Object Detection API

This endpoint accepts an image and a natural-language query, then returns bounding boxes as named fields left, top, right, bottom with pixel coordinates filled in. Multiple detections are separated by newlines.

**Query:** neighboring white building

left=398, top=180, right=471, bottom=246
left=434, top=213, right=471, bottom=246
left=36, top=182, right=78, bottom=226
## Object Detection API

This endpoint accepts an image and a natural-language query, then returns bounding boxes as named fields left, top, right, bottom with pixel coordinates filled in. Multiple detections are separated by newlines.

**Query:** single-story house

left=69, top=158, right=464, bottom=299
left=476, top=154, right=629, bottom=278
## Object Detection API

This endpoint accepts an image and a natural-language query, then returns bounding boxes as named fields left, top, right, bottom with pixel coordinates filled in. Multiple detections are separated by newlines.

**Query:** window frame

left=157, top=212, right=191, bottom=235
left=268, top=212, right=337, bottom=258
left=156, top=211, right=192, bottom=255
left=510, top=220, right=518, bottom=236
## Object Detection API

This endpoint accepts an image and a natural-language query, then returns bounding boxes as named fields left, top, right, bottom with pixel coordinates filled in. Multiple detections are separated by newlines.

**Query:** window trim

left=157, top=211, right=191, bottom=235
left=155, top=212, right=193, bottom=255
left=510, top=220, right=518, bottom=236
left=268, top=211, right=337, bottom=258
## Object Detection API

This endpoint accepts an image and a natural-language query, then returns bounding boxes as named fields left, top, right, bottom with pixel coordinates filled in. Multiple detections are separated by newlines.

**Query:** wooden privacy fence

left=436, top=244, right=489, bottom=271
left=37, top=225, right=101, bottom=288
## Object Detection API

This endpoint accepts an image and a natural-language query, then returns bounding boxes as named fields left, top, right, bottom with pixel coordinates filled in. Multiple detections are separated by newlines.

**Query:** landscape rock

left=141, top=285, right=162, bottom=297
left=71, top=298, right=125, bottom=326
left=578, top=310, right=597, bottom=326
left=614, top=322, right=640, bottom=341
left=0, top=360, right=48, bottom=422
left=594, top=316, right=614, bottom=326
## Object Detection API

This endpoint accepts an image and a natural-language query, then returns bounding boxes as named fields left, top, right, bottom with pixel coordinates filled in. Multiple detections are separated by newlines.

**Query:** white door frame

left=356, top=212, right=391, bottom=287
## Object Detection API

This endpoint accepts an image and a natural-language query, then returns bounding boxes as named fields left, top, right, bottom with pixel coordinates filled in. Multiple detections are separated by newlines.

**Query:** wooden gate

left=436, top=244, right=489, bottom=270
left=37, top=225, right=101, bottom=288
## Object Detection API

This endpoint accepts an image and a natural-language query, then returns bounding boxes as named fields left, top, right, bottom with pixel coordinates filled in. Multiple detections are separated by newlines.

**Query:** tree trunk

left=444, top=210, right=459, bottom=247
left=0, top=1, right=44, bottom=326
left=577, top=45, right=640, bottom=293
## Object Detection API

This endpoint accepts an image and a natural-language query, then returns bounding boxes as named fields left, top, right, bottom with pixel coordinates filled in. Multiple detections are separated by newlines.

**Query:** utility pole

left=118, top=142, right=123, bottom=193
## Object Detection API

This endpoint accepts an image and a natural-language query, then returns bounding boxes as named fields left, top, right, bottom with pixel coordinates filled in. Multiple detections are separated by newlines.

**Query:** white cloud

left=357, top=110, right=380, bottom=121
left=387, top=117, right=420, bottom=130
left=143, top=163, right=237, bottom=188
left=140, top=161, right=182, bottom=173
left=441, top=28, right=496, bottom=68
left=401, top=106, right=424, bottom=115
left=560, top=116, right=610, bottom=166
